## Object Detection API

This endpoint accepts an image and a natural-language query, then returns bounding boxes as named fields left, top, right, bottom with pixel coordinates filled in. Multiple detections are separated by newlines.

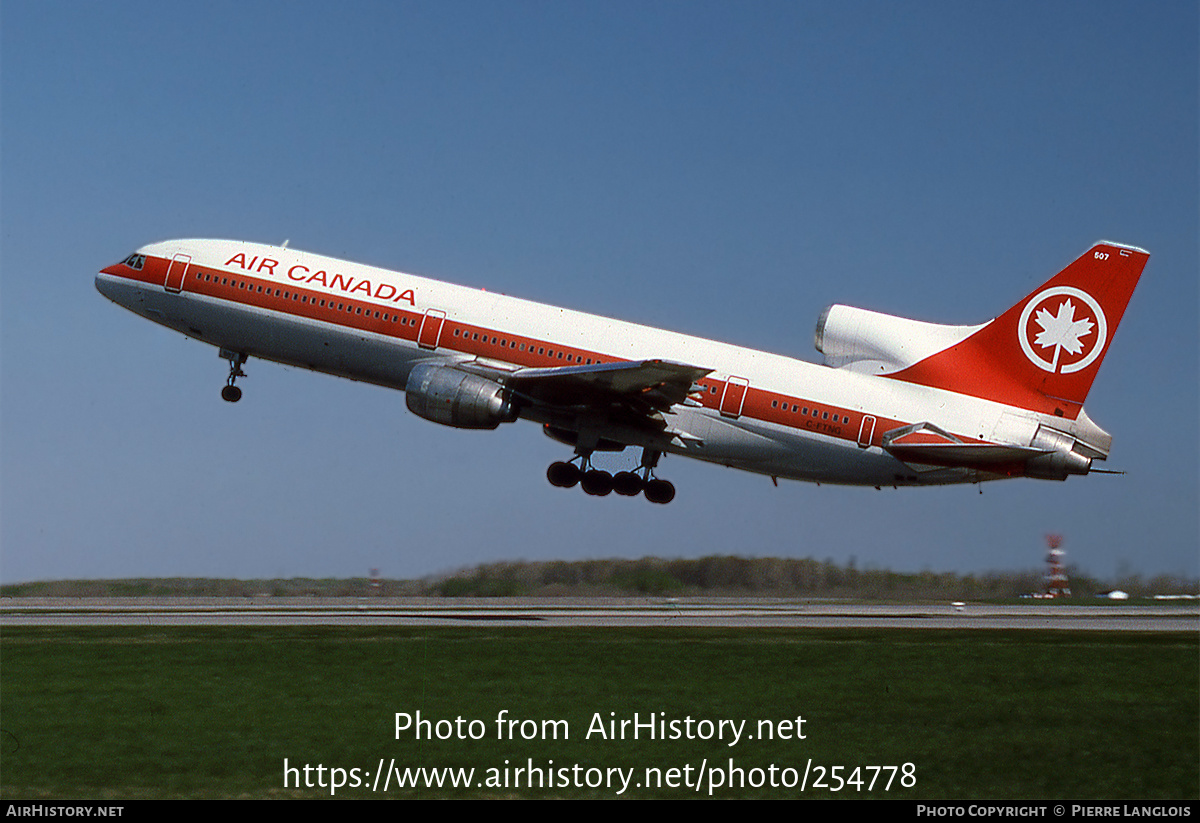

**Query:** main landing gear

left=547, top=448, right=676, bottom=504
left=220, top=349, right=247, bottom=403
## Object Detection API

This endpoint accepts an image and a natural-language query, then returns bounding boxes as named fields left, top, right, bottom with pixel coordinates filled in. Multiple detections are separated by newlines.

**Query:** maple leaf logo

left=1018, top=287, right=1108, bottom=374
left=1033, top=299, right=1094, bottom=370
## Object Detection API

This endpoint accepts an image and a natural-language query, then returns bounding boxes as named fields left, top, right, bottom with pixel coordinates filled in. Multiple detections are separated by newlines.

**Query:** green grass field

left=2, top=627, right=1196, bottom=799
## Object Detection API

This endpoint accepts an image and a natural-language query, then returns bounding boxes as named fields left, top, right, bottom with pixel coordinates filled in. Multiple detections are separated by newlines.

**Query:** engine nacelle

left=815, top=304, right=984, bottom=374
left=405, top=363, right=518, bottom=430
left=1024, top=425, right=1092, bottom=481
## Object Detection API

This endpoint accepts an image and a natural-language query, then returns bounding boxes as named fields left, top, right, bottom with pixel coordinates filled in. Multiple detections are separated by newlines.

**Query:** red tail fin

left=889, top=241, right=1149, bottom=418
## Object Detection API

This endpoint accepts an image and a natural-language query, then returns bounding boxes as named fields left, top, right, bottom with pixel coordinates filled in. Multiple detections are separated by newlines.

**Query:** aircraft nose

left=95, top=270, right=119, bottom=300
left=95, top=264, right=141, bottom=307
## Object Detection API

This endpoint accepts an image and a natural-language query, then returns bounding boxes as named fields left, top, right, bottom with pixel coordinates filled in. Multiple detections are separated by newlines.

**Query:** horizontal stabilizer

left=882, top=422, right=1046, bottom=469
left=885, top=442, right=1046, bottom=467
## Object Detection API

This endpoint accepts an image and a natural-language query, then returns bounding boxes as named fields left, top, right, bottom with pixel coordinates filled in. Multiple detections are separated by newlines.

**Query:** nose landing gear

left=220, top=349, right=247, bottom=403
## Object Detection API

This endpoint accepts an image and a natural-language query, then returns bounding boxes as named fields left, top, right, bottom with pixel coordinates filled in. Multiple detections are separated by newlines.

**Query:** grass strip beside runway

left=2, top=627, right=1196, bottom=799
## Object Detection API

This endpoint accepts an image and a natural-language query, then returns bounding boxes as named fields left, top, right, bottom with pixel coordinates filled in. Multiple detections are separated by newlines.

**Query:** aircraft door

left=417, top=309, right=447, bottom=350
left=858, top=415, right=876, bottom=448
left=719, top=376, right=750, bottom=418
left=164, top=254, right=192, bottom=293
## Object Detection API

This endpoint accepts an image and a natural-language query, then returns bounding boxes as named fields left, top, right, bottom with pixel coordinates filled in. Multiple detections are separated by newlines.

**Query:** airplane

left=96, top=238, right=1149, bottom=504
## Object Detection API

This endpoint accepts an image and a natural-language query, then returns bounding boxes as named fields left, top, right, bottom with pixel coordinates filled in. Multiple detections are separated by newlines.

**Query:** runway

left=2, top=597, right=1196, bottom=630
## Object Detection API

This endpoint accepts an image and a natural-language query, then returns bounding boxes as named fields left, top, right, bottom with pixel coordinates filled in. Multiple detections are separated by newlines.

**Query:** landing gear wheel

left=644, top=478, right=676, bottom=504
left=547, top=445, right=670, bottom=501
left=581, top=469, right=614, bottom=496
left=220, top=349, right=248, bottom=404
left=547, top=461, right=581, bottom=488
left=612, top=471, right=644, bottom=496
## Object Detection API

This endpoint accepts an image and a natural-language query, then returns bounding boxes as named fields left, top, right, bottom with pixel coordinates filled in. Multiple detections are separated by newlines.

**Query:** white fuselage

left=96, top=239, right=1096, bottom=487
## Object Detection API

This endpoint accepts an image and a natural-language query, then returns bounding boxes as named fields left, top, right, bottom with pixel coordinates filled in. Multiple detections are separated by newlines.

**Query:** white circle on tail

left=1018, top=287, right=1107, bottom=374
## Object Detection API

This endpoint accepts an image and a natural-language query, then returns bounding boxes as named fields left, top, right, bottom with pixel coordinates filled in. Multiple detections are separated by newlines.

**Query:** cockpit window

left=122, top=254, right=146, bottom=270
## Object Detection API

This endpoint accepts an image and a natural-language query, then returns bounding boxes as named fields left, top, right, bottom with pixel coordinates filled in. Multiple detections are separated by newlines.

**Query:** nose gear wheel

left=220, top=350, right=248, bottom=403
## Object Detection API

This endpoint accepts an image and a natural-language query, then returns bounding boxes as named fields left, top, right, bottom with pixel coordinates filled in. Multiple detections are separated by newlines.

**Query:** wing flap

left=506, top=358, right=712, bottom=410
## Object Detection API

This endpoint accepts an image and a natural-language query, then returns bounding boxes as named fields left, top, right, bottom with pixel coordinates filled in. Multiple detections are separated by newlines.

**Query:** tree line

left=3, top=556, right=1195, bottom=600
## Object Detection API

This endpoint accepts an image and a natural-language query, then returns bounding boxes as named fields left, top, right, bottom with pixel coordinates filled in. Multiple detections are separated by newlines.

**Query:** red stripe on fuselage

left=106, top=255, right=970, bottom=455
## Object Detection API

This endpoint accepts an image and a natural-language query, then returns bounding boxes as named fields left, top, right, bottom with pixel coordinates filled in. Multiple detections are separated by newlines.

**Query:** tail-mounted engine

left=815, top=304, right=982, bottom=374
left=1024, top=425, right=1092, bottom=480
left=405, top=363, right=518, bottom=430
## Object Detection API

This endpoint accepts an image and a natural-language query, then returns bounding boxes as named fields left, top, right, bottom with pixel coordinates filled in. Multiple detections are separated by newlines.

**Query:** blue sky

left=2, top=2, right=1196, bottom=584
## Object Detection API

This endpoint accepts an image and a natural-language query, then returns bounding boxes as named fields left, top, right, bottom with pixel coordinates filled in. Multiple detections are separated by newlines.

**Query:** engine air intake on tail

left=814, top=305, right=985, bottom=374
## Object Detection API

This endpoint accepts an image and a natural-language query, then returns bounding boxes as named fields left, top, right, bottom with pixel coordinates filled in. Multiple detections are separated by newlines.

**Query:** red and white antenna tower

left=1044, top=535, right=1070, bottom=597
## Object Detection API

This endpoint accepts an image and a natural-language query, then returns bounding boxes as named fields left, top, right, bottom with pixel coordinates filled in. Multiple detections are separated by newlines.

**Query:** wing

left=457, top=357, right=713, bottom=445
left=508, top=359, right=711, bottom=410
